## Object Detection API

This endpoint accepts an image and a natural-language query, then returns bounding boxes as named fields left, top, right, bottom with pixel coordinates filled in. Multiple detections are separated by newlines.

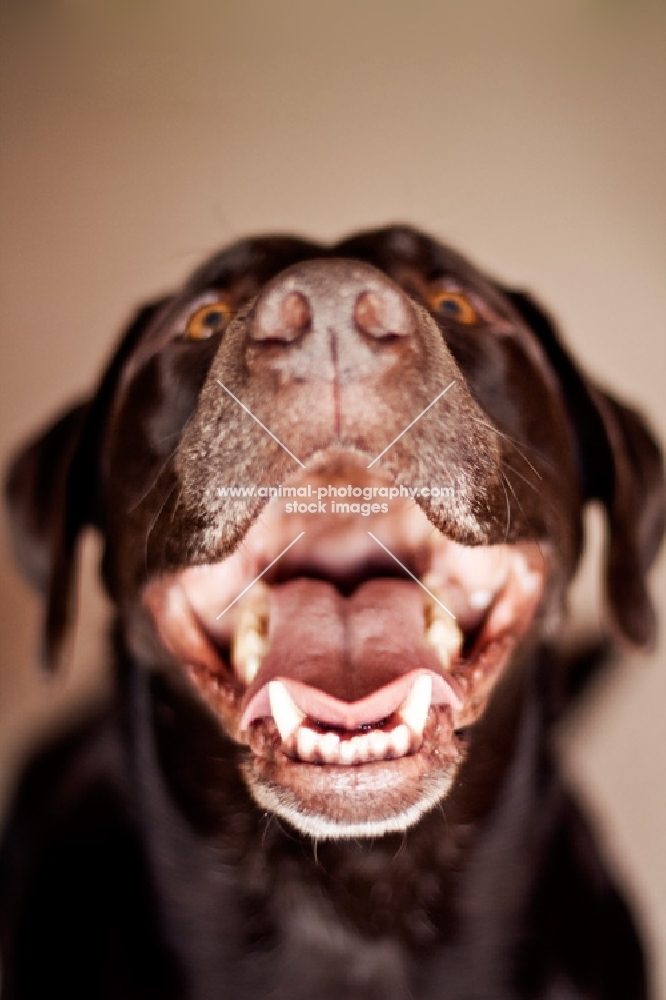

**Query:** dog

left=0, top=225, right=663, bottom=998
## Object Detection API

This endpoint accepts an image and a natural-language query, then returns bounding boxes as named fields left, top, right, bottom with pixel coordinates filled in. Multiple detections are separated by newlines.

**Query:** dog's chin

left=142, top=467, right=548, bottom=840
left=243, top=751, right=459, bottom=840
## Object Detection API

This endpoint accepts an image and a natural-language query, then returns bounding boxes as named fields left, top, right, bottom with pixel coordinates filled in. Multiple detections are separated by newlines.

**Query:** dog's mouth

left=143, top=459, right=547, bottom=838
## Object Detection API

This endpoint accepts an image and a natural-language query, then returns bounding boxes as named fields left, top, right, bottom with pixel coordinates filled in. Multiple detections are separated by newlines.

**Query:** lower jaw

left=174, top=626, right=524, bottom=838
left=142, top=517, right=548, bottom=838
left=241, top=709, right=464, bottom=839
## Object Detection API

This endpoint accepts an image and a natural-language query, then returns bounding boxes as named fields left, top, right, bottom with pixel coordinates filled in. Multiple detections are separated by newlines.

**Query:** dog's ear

left=505, top=289, right=665, bottom=649
left=4, top=298, right=169, bottom=670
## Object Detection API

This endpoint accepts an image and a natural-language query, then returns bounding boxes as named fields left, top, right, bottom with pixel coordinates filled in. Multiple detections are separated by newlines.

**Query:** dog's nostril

left=354, top=288, right=415, bottom=340
left=252, top=289, right=311, bottom=342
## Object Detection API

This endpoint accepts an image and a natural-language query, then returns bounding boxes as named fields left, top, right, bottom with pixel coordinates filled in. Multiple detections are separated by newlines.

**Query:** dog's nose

left=247, top=259, right=417, bottom=382
left=353, top=287, right=415, bottom=340
left=251, top=289, right=312, bottom=344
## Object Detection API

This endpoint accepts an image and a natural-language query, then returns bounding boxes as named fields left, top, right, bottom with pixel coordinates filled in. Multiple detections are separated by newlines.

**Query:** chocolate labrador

left=1, top=226, right=663, bottom=998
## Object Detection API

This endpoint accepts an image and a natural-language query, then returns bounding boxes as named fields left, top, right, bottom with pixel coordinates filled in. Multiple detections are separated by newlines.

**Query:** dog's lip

left=239, top=668, right=464, bottom=734
left=143, top=505, right=547, bottom=750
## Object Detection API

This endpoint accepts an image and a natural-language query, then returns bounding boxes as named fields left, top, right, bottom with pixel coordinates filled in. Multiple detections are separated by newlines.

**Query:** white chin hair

left=248, top=774, right=455, bottom=840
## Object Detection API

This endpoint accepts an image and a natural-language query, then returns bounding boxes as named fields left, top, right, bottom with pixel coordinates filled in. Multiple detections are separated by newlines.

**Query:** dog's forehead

left=333, top=225, right=498, bottom=290
left=180, top=226, right=496, bottom=298
left=334, top=225, right=467, bottom=271
left=182, top=234, right=326, bottom=297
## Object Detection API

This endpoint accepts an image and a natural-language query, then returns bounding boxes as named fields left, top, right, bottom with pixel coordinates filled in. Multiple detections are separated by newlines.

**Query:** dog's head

left=6, top=226, right=664, bottom=839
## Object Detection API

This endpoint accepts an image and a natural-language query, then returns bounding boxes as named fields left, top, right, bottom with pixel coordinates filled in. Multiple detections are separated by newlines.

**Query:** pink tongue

left=239, top=578, right=462, bottom=730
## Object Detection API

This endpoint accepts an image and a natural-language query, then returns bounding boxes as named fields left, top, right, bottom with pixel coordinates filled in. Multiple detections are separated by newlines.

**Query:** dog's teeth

left=422, top=576, right=462, bottom=666
left=425, top=617, right=462, bottom=667
left=269, top=680, right=306, bottom=742
left=239, top=652, right=261, bottom=686
left=398, top=674, right=432, bottom=736
left=232, top=584, right=269, bottom=685
left=283, top=686, right=436, bottom=766
left=233, top=633, right=266, bottom=684
left=352, top=733, right=370, bottom=760
left=296, top=726, right=319, bottom=761
left=367, top=730, right=389, bottom=760
left=289, top=720, right=420, bottom=765
left=319, top=731, right=341, bottom=763
left=425, top=615, right=462, bottom=668
left=389, top=723, right=410, bottom=757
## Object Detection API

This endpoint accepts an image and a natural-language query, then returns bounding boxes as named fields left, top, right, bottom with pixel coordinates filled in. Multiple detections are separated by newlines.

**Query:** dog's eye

left=185, top=299, right=232, bottom=340
left=428, top=289, right=477, bottom=325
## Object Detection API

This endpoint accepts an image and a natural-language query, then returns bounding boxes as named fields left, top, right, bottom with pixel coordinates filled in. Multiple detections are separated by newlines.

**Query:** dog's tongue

left=240, top=578, right=462, bottom=730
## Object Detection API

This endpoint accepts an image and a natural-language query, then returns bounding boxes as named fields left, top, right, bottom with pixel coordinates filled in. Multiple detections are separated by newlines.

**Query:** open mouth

left=143, top=458, right=547, bottom=837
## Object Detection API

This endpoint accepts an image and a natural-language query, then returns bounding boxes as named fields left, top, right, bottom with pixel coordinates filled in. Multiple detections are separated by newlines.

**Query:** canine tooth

left=425, top=617, right=462, bottom=667
left=398, top=674, right=432, bottom=735
left=269, top=681, right=306, bottom=742
left=239, top=651, right=261, bottom=685
left=232, top=583, right=269, bottom=685
left=425, top=618, right=462, bottom=669
left=427, top=619, right=452, bottom=645
left=234, top=636, right=265, bottom=685
left=297, top=726, right=318, bottom=761
left=389, top=723, right=410, bottom=757
left=423, top=583, right=463, bottom=665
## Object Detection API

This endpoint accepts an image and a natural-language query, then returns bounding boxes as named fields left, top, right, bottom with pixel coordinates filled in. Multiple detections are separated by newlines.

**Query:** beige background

left=1, top=0, right=665, bottom=991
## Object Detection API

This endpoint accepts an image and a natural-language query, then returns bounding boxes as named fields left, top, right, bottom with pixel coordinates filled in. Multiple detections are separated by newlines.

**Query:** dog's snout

left=247, top=259, right=418, bottom=382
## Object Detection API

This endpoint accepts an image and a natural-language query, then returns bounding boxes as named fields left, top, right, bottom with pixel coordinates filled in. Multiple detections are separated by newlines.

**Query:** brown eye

left=185, top=299, right=232, bottom=340
left=429, top=289, right=477, bottom=325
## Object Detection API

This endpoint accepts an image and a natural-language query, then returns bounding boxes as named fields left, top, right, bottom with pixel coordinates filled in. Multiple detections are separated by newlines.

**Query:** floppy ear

left=5, top=399, right=95, bottom=670
left=4, top=298, right=169, bottom=670
left=505, top=289, right=665, bottom=649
